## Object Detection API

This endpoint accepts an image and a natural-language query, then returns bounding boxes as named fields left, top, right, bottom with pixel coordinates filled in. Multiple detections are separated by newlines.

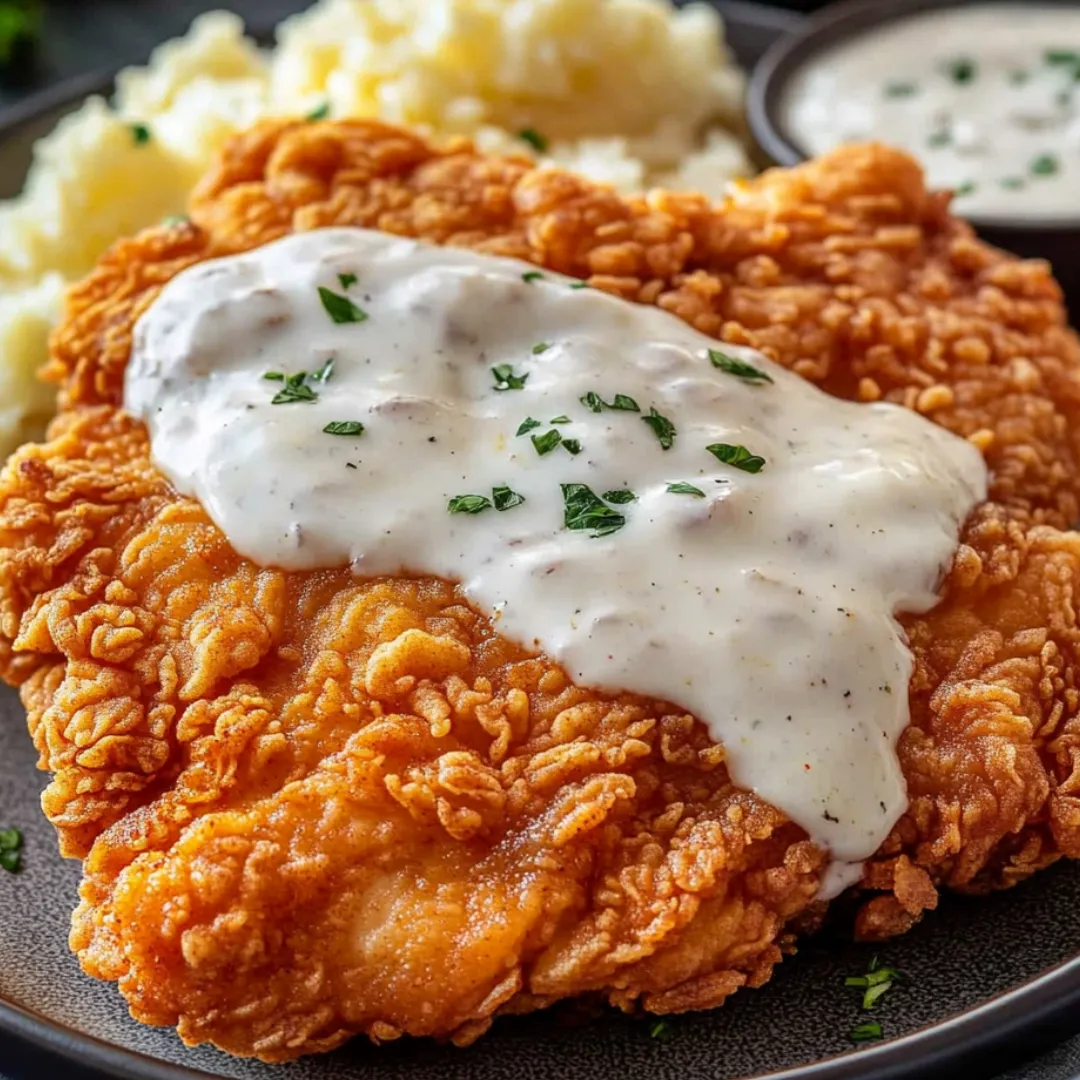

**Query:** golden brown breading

left=1, top=119, right=1080, bottom=1060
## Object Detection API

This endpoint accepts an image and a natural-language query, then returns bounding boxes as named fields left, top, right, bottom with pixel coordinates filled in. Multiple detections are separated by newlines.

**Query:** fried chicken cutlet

left=1, top=120, right=1080, bottom=1061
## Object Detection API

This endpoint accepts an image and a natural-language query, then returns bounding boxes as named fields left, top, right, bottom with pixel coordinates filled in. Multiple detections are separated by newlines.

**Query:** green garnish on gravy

left=323, top=421, right=364, bottom=437
left=954, top=180, right=977, bottom=197
left=0, top=827, right=22, bottom=873
left=338, top=272, right=358, bottom=289
left=318, top=286, right=368, bottom=325
left=492, top=485, right=526, bottom=511
left=516, top=417, right=542, bottom=436
left=1031, top=153, right=1060, bottom=176
left=708, top=348, right=773, bottom=384
left=602, top=489, right=636, bottom=504
left=642, top=407, right=676, bottom=450
left=522, top=270, right=545, bottom=283
left=849, top=1021, right=882, bottom=1043
left=306, top=101, right=331, bottom=121
left=1045, top=49, right=1080, bottom=67
left=448, top=494, right=493, bottom=515
left=927, top=130, right=951, bottom=148
left=311, top=357, right=335, bottom=383
left=550, top=415, right=571, bottom=424
left=532, top=342, right=551, bottom=355
left=561, top=483, right=627, bottom=538
left=562, top=438, right=583, bottom=456
left=130, top=122, right=152, bottom=145
left=667, top=481, right=705, bottom=497
left=492, top=364, right=529, bottom=391
left=944, top=56, right=977, bottom=84
left=569, top=281, right=590, bottom=290
left=580, top=391, right=640, bottom=414
left=269, top=371, right=319, bottom=405
left=532, top=429, right=563, bottom=456
left=883, top=80, right=917, bottom=98
left=518, top=127, right=548, bottom=152
left=707, top=442, right=766, bottom=473
left=845, top=956, right=901, bottom=1011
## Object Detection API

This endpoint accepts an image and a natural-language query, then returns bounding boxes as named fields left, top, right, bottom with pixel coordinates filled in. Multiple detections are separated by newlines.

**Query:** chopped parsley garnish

left=522, top=270, right=546, bottom=283
left=845, top=956, right=901, bottom=1011
left=318, top=286, right=368, bottom=324
left=130, top=122, right=152, bottom=145
left=943, top=56, right=977, bottom=84
left=518, top=127, right=548, bottom=152
left=0, top=827, right=22, bottom=873
left=707, top=442, right=766, bottom=473
left=1000, top=176, right=1026, bottom=191
left=667, top=481, right=705, bottom=497
left=0, top=0, right=40, bottom=73
left=493, top=364, right=529, bottom=391
left=927, top=130, right=951, bottom=149
left=561, top=483, right=626, bottom=538
left=311, top=357, right=335, bottom=383
left=532, top=429, right=563, bottom=455
left=1031, top=153, right=1060, bottom=177
left=1046, top=49, right=1080, bottom=67
left=516, top=417, right=542, bottom=436
left=263, top=371, right=285, bottom=381
left=641, top=407, right=676, bottom=450
left=569, top=281, right=590, bottom=290
left=850, top=1021, right=882, bottom=1042
left=562, top=438, right=582, bottom=455
left=954, top=181, right=977, bottom=197
left=270, top=371, right=319, bottom=405
left=448, top=494, right=493, bottom=515
left=649, top=1020, right=675, bottom=1043
left=306, top=101, right=331, bottom=121
left=323, top=421, right=364, bottom=437
left=580, top=391, right=640, bottom=414
left=883, top=80, right=917, bottom=98
left=602, top=489, right=636, bottom=504
left=532, top=342, right=551, bottom=355
left=550, top=415, right=571, bottom=424
left=338, top=272, right=358, bottom=289
left=708, top=348, right=773, bottom=384
left=492, top=485, right=526, bottom=511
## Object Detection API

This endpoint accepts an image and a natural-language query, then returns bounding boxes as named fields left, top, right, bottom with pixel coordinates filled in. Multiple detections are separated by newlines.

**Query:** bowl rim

left=5, top=24, right=1080, bottom=1080
left=746, top=0, right=1080, bottom=233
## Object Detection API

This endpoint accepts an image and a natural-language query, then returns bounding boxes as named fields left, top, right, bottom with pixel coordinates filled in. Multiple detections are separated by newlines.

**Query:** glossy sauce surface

left=783, top=5, right=1080, bottom=221
left=126, top=228, right=987, bottom=891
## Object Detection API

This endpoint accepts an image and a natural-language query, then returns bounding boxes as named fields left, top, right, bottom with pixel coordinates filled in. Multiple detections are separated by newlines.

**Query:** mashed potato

left=0, top=0, right=751, bottom=457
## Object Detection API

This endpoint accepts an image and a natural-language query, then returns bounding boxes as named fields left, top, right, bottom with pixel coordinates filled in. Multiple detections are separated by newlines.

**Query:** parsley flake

left=518, top=127, right=548, bottom=152
left=845, top=957, right=901, bottom=1011
left=927, top=130, right=952, bottom=149
left=130, top=122, right=152, bottom=145
left=522, top=270, right=546, bottom=283
left=1046, top=49, right=1080, bottom=67
left=649, top=1020, right=675, bottom=1043
left=338, top=272, right=357, bottom=289
left=448, top=494, right=492, bottom=515
left=602, top=489, right=636, bottom=504
left=263, top=371, right=285, bottom=381
left=517, top=417, right=542, bottom=436
left=708, top=348, right=773, bottom=384
left=532, top=342, right=551, bottom=355
left=323, top=421, right=364, bottom=437
left=954, top=180, right=977, bottom=197
left=550, top=415, right=571, bottom=424
left=883, top=80, right=917, bottom=98
left=561, top=483, right=626, bottom=538
left=667, top=481, right=705, bottom=497
left=271, top=371, right=319, bottom=405
left=318, top=286, right=368, bottom=324
left=311, top=357, right=335, bottom=383
left=580, top=391, right=640, bottom=414
left=562, top=438, right=583, bottom=456
left=850, top=1021, right=882, bottom=1042
left=306, top=101, right=331, bottom=121
left=1031, top=153, right=1060, bottom=177
left=944, top=56, right=977, bottom=84
left=532, top=429, right=563, bottom=456
left=0, top=827, right=22, bottom=874
left=707, top=442, right=766, bottom=473
left=493, top=364, right=529, bottom=391
left=1000, top=176, right=1026, bottom=190
left=492, top=485, right=526, bottom=511
left=569, top=281, right=590, bottom=290
left=642, top=407, right=676, bottom=450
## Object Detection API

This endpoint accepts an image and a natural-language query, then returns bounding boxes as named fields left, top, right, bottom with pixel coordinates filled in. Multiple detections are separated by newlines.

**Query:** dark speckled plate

left=4, top=5, right=1080, bottom=1080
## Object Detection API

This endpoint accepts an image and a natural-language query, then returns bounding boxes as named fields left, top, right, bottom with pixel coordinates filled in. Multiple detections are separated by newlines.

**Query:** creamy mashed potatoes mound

left=0, top=0, right=750, bottom=458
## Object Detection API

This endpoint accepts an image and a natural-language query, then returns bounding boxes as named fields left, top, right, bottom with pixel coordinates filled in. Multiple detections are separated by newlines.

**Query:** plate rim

left=4, top=11, right=1080, bottom=1080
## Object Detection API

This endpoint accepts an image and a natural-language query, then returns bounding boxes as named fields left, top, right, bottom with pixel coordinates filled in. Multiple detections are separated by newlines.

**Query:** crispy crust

left=0, top=119, right=1078, bottom=1059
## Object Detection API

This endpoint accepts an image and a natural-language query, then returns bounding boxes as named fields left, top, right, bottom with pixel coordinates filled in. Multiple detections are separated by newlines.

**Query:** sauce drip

left=126, top=228, right=988, bottom=892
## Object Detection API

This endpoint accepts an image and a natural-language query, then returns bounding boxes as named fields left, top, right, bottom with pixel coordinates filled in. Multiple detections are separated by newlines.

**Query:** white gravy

left=782, top=4, right=1080, bottom=221
left=126, top=228, right=987, bottom=892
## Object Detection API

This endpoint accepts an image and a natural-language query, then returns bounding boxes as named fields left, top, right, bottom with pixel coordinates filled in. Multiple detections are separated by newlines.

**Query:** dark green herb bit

left=518, top=127, right=548, bottom=152
left=999, top=176, right=1026, bottom=191
left=667, top=481, right=705, bottom=497
left=1031, top=153, right=1061, bottom=177
left=642, top=407, right=676, bottom=450
left=130, top=122, right=152, bottom=146
left=338, top=272, right=358, bottom=289
left=492, top=485, right=526, bottom=511
left=927, top=130, right=951, bottom=149
left=448, top=494, right=492, bottom=514
left=0, top=0, right=41, bottom=78
left=561, top=483, right=626, bottom=538
left=306, top=100, right=331, bottom=121
left=522, top=270, right=545, bottom=282
left=550, top=415, right=571, bottom=424
left=943, top=56, right=977, bottom=84
left=708, top=348, right=773, bottom=384
left=311, top=357, right=335, bottom=383
left=532, top=342, right=551, bottom=355
left=0, top=827, right=21, bottom=873
left=532, top=429, right=563, bottom=455
left=517, top=417, right=542, bottom=436
left=493, top=364, right=529, bottom=391
left=318, top=286, right=368, bottom=324
left=323, top=420, right=364, bottom=436
left=883, top=80, right=917, bottom=98
left=954, top=181, right=977, bottom=197
left=610, top=394, right=640, bottom=411
left=845, top=956, right=901, bottom=1011
left=263, top=371, right=285, bottom=381
left=648, top=1019, right=675, bottom=1043
left=562, top=438, right=583, bottom=456
left=569, top=281, right=590, bottom=289
left=1046, top=49, right=1080, bottom=67
left=707, top=442, right=766, bottom=473
left=602, top=489, right=636, bottom=504
left=850, top=1021, right=882, bottom=1042
left=580, top=391, right=640, bottom=414
left=272, top=371, right=319, bottom=404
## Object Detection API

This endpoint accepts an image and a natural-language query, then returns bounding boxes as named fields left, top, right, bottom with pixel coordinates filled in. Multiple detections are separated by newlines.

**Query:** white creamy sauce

left=126, top=227, right=987, bottom=892
left=783, top=5, right=1080, bottom=221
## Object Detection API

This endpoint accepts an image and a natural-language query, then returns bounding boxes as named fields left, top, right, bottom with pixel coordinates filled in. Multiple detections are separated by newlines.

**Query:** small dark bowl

left=746, top=0, right=1080, bottom=310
